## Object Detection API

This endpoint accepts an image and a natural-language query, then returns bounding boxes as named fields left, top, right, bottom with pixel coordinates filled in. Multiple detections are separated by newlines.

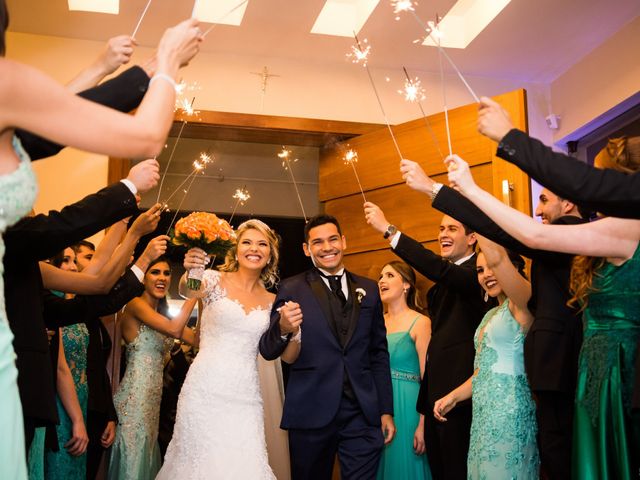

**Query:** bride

left=156, top=219, right=297, bottom=479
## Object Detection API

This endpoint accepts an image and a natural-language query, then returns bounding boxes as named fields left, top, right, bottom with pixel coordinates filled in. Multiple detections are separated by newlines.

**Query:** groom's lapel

left=306, top=270, right=337, bottom=337
left=344, top=272, right=361, bottom=349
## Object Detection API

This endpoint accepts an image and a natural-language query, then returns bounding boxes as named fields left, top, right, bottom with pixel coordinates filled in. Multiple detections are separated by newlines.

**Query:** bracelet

left=291, top=327, right=302, bottom=344
left=149, top=73, right=177, bottom=90
left=428, top=182, right=443, bottom=200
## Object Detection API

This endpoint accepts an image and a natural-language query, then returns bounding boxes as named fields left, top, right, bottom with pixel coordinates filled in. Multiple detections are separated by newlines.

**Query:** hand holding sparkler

left=127, top=158, right=160, bottom=194
left=98, top=35, right=137, bottom=75
left=156, top=19, right=203, bottom=76
left=477, top=97, right=514, bottom=142
left=400, top=159, right=434, bottom=194
left=129, top=203, right=163, bottom=238
left=446, top=154, right=479, bottom=197
left=363, top=202, right=392, bottom=235
left=135, top=235, right=170, bottom=273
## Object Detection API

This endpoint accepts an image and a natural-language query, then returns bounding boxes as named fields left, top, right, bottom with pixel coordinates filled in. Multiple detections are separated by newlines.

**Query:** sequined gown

left=157, top=270, right=275, bottom=480
left=468, top=301, right=539, bottom=479
left=108, top=324, right=170, bottom=480
left=45, top=324, right=90, bottom=479
left=0, top=137, right=38, bottom=480
left=572, top=243, right=640, bottom=480
left=377, top=316, right=432, bottom=480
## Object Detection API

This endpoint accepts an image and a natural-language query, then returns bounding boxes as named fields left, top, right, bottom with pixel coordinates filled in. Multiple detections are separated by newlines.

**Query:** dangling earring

left=403, top=288, right=408, bottom=294
left=484, top=291, right=489, bottom=302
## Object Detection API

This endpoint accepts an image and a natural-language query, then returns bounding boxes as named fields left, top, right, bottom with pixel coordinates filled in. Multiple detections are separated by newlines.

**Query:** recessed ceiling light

left=423, top=0, right=511, bottom=49
left=192, top=0, right=249, bottom=26
left=68, top=0, right=119, bottom=14
left=311, top=0, right=380, bottom=37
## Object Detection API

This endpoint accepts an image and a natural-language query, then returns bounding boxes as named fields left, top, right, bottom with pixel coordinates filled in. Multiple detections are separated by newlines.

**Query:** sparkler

left=349, top=34, right=404, bottom=161
left=342, top=148, right=367, bottom=203
left=393, top=2, right=480, bottom=103
left=278, top=147, right=308, bottom=222
left=228, top=187, right=251, bottom=225
left=202, top=0, right=250, bottom=37
left=156, top=97, right=199, bottom=204
left=132, top=0, right=154, bottom=38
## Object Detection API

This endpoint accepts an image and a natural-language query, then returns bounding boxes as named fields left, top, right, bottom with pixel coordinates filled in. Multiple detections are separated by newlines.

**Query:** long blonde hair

left=218, top=219, right=280, bottom=288
left=569, top=136, right=640, bottom=309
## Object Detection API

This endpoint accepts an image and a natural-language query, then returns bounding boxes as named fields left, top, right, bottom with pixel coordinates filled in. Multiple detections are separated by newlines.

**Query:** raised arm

left=124, top=297, right=198, bottom=341
left=0, top=19, right=202, bottom=159
left=477, top=97, right=640, bottom=219
left=447, top=154, right=640, bottom=262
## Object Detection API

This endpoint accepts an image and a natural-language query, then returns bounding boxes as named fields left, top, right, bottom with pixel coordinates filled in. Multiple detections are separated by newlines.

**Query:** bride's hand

left=184, top=247, right=208, bottom=270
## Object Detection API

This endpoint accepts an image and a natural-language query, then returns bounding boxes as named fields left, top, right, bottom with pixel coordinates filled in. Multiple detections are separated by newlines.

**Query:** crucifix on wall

left=250, top=66, right=280, bottom=113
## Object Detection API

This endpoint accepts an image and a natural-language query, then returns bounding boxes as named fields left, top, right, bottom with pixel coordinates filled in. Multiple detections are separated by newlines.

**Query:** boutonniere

left=355, top=287, right=367, bottom=304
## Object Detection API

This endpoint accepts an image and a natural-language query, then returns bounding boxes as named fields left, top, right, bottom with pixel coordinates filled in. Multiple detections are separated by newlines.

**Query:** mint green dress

left=0, top=137, right=38, bottom=480
left=468, top=301, right=539, bottom=479
left=377, top=317, right=432, bottom=480
left=45, top=323, right=90, bottom=479
left=572, top=243, right=640, bottom=480
left=108, top=324, right=170, bottom=480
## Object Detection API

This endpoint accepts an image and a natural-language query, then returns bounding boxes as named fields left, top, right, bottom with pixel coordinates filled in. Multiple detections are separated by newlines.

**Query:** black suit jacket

left=433, top=185, right=585, bottom=393
left=16, top=66, right=149, bottom=161
left=43, top=269, right=144, bottom=421
left=4, top=183, right=137, bottom=425
left=392, top=234, right=494, bottom=412
left=498, top=129, right=640, bottom=219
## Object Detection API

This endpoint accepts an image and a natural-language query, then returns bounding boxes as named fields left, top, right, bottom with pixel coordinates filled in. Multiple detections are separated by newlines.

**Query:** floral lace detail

left=468, top=302, right=539, bottom=479
left=157, top=270, right=275, bottom=479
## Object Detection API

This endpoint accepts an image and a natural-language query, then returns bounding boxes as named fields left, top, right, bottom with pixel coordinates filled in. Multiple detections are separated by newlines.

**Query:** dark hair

left=49, top=250, right=65, bottom=268
left=0, top=0, right=8, bottom=57
left=382, top=261, right=423, bottom=312
left=145, top=257, right=171, bottom=317
left=72, top=240, right=96, bottom=253
left=304, top=214, right=342, bottom=242
left=506, top=250, right=527, bottom=279
left=146, top=256, right=172, bottom=274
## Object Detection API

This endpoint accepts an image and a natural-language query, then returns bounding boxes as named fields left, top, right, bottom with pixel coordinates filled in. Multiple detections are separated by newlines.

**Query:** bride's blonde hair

left=569, top=136, right=640, bottom=309
left=218, top=219, right=280, bottom=288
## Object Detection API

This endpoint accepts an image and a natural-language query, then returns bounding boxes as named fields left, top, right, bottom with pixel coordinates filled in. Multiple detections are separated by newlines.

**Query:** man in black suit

left=260, top=215, right=394, bottom=480
left=398, top=158, right=584, bottom=478
left=364, top=206, right=494, bottom=480
left=4, top=162, right=157, bottom=453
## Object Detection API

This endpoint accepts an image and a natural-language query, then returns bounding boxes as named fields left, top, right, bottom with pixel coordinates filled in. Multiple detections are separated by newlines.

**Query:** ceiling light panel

left=68, top=0, right=119, bottom=14
left=192, top=0, right=249, bottom=26
left=423, top=0, right=511, bottom=49
left=311, top=0, right=380, bottom=37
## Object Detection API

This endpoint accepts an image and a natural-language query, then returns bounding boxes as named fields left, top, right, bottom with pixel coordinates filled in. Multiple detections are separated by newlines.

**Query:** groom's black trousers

left=288, top=394, right=384, bottom=480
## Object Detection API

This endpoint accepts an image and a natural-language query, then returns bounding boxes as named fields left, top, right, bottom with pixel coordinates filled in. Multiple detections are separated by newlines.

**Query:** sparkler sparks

left=347, top=39, right=371, bottom=67
left=342, top=148, right=366, bottom=203
left=399, top=76, right=426, bottom=102
left=278, top=147, right=299, bottom=169
left=177, top=97, right=200, bottom=118
left=279, top=146, right=307, bottom=221
left=233, top=188, right=251, bottom=204
left=391, top=0, right=415, bottom=19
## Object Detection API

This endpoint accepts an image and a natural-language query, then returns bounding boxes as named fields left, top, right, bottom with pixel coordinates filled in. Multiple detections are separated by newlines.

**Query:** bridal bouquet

left=171, top=212, right=236, bottom=289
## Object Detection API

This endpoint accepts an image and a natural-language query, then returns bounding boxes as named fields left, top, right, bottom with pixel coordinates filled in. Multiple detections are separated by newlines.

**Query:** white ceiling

left=6, top=0, right=640, bottom=82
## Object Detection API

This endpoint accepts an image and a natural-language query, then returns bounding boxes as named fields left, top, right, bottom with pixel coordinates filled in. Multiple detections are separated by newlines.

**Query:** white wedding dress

left=156, top=270, right=276, bottom=479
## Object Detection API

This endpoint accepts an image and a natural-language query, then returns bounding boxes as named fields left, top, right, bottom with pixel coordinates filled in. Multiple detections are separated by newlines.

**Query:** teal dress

left=45, top=323, right=90, bottom=479
left=108, top=324, right=170, bottom=480
left=468, top=301, right=539, bottom=479
left=377, top=317, right=432, bottom=480
left=0, top=137, right=38, bottom=480
left=572, top=243, right=640, bottom=480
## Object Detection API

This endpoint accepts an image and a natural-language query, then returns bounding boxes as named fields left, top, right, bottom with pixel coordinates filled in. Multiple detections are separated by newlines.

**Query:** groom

left=260, top=214, right=394, bottom=479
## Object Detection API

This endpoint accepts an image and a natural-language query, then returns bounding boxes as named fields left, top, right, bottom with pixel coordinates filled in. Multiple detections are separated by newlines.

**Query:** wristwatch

left=383, top=224, right=398, bottom=239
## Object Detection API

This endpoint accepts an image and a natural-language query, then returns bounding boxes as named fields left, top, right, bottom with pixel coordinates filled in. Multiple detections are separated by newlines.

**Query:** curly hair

left=569, top=136, right=640, bottom=309
left=218, top=219, right=280, bottom=288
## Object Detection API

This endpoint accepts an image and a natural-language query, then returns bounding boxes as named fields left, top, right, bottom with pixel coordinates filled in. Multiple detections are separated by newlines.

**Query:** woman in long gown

left=433, top=239, right=539, bottom=479
left=376, top=261, right=432, bottom=480
left=0, top=6, right=201, bottom=477
left=446, top=138, right=640, bottom=479
left=158, top=219, right=299, bottom=480
left=108, top=257, right=196, bottom=480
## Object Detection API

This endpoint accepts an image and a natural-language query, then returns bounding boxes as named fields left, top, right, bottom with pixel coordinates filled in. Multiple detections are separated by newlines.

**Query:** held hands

left=278, top=301, right=303, bottom=335
left=157, top=19, right=203, bottom=73
left=477, top=96, right=513, bottom=142
left=127, top=159, right=160, bottom=194
left=433, top=393, right=458, bottom=422
left=98, top=35, right=136, bottom=75
left=381, top=414, right=396, bottom=445
left=129, top=203, right=162, bottom=237
left=363, top=202, right=390, bottom=235
left=400, top=159, right=434, bottom=194
left=445, top=154, right=478, bottom=196
left=65, top=420, right=89, bottom=456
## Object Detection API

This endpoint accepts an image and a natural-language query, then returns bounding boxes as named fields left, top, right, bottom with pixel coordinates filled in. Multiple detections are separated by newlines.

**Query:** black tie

left=319, top=270, right=347, bottom=306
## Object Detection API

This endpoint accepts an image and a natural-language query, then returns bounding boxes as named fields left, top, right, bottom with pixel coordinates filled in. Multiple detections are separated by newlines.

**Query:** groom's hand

left=278, top=301, right=302, bottom=335
left=381, top=414, right=396, bottom=445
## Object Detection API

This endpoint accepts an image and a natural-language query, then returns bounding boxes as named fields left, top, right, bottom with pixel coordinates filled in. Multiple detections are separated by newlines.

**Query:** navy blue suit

left=260, top=269, right=392, bottom=479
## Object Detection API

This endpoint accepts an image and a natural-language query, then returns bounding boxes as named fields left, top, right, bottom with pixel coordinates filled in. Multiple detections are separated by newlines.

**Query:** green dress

left=45, top=323, right=90, bottom=479
left=0, top=137, right=38, bottom=480
left=572, top=243, right=640, bottom=480
left=377, top=317, right=432, bottom=480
